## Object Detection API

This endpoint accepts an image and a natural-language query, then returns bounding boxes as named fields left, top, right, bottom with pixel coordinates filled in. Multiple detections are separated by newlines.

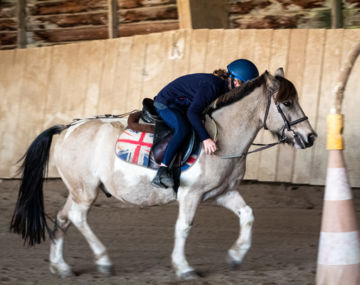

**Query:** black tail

left=10, top=125, right=68, bottom=246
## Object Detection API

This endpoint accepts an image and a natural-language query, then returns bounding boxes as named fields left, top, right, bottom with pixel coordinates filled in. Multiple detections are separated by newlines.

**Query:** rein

left=210, top=86, right=308, bottom=159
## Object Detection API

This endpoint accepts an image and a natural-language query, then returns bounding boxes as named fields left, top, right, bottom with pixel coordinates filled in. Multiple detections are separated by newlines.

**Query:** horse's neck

left=208, top=87, right=266, bottom=156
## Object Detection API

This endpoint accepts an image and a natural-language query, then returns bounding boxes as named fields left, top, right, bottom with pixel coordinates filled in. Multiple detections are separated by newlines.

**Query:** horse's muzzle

left=304, top=132, right=317, bottom=148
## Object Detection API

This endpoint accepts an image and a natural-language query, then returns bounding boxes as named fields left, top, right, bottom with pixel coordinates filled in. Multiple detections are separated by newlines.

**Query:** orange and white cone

left=316, top=114, right=360, bottom=285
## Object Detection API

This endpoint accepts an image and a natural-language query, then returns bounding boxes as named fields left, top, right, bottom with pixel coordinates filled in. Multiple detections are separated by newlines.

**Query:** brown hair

left=213, top=69, right=230, bottom=80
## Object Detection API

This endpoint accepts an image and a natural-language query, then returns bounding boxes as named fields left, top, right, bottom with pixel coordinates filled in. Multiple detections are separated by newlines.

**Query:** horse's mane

left=205, top=73, right=266, bottom=115
left=205, top=73, right=298, bottom=115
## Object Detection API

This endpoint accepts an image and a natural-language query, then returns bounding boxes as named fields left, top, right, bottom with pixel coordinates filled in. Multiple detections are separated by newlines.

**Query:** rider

left=151, top=59, right=259, bottom=188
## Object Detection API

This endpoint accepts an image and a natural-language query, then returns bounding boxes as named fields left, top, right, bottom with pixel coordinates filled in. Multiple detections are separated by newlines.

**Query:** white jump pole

left=316, top=41, right=360, bottom=285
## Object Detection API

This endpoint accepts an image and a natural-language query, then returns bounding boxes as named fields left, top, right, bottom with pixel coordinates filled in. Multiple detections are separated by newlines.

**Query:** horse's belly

left=106, top=159, right=177, bottom=207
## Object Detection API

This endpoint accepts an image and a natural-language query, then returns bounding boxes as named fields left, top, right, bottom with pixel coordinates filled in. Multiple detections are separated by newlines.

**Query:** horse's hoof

left=97, top=265, right=114, bottom=276
left=227, top=253, right=242, bottom=270
left=49, top=264, right=73, bottom=278
left=178, top=270, right=199, bottom=280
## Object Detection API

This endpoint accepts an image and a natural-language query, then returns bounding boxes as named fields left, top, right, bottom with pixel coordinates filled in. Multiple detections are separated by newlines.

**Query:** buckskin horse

left=10, top=68, right=316, bottom=280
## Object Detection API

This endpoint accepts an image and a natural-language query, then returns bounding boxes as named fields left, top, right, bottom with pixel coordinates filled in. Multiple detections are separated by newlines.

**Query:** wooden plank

left=257, top=29, right=290, bottom=182
left=0, top=31, right=17, bottom=46
left=141, top=31, right=174, bottom=100
left=126, top=35, right=148, bottom=111
left=292, top=29, right=326, bottom=184
left=96, top=39, right=123, bottom=115
left=118, top=20, right=178, bottom=37
left=171, top=29, right=191, bottom=78
left=82, top=40, right=106, bottom=117
left=158, top=30, right=176, bottom=85
left=28, top=0, right=108, bottom=15
left=0, top=18, right=16, bottom=30
left=140, top=32, right=165, bottom=103
left=119, top=4, right=178, bottom=23
left=29, top=12, right=108, bottom=29
left=0, top=50, right=18, bottom=177
left=118, top=0, right=176, bottom=9
left=237, top=29, right=257, bottom=62
left=310, top=29, right=344, bottom=185
left=177, top=0, right=192, bottom=29
left=44, top=44, right=80, bottom=127
left=220, top=29, right=240, bottom=68
left=13, top=47, right=53, bottom=177
left=203, top=29, right=224, bottom=73
left=109, top=36, right=133, bottom=114
left=188, top=29, right=208, bottom=73
left=250, top=29, right=273, bottom=181
left=276, top=29, right=307, bottom=183
left=341, top=29, right=360, bottom=186
left=109, top=0, right=119, bottom=38
left=32, top=26, right=109, bottom=42
left=17, top=0, right=27, bottom=48
left=240, top=29, right=259, bottom=180
left=45, top=42, right=91, bottom=176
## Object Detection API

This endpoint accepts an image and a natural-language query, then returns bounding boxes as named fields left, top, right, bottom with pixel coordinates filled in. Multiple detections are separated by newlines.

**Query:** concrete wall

left=0, top=28, right=360, bottom=186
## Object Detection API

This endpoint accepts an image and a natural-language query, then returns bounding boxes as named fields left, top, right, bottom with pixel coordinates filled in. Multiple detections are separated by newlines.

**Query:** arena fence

left=0, top=28, right=359, bottom=186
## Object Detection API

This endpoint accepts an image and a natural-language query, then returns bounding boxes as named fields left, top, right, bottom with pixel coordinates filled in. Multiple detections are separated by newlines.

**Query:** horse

left=10, top=68, right=317, bottom=280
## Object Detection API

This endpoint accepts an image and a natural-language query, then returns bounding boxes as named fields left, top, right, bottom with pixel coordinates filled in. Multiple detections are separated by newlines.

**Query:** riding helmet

left=227, top=59, right=259, bottom=82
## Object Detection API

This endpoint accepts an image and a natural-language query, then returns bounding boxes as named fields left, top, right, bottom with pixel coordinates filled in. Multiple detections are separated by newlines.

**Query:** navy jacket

left=154, top=73, right=229, bottom=141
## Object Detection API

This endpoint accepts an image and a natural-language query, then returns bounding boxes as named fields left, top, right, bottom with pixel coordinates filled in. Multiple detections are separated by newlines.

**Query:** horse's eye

left=283, top=101, right=292, bottom=107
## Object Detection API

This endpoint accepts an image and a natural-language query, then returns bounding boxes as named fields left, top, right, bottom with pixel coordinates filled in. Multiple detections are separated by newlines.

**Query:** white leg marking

left=49, top=198, right=72, bottom=277
left=171, top=190, right=201, bottom=278
left=68, top=201, right=112, bottom=268
left=217, top=190, right=254, bottom=265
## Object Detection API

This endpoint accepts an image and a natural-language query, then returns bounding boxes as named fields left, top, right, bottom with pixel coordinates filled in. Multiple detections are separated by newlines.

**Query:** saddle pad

left=115, top=128, right=200, bottom=171
left=116, top=129, right=153, bottom=167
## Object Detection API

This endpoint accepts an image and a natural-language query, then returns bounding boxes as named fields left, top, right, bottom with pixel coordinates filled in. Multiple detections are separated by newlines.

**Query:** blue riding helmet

left=227, top=59, right=259, bottom=82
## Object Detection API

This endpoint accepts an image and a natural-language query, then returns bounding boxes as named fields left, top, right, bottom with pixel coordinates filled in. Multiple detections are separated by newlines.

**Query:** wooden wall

left=0, top=0, right=178, bottom=49
left=0, top=28, right=360, bottom=187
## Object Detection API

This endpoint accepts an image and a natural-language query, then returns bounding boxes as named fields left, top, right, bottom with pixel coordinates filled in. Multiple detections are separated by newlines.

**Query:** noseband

left=263, top=87, right=308, bottom=147
left=220, top=86, right=309, bottom=159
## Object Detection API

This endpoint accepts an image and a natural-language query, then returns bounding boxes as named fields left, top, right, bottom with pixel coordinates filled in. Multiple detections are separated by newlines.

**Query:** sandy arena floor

left=1, top=179, right=359, bottom=285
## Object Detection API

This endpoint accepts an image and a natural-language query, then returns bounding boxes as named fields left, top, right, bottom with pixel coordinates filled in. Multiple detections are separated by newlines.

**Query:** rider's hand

left=203, top=138, right=218, bottom=155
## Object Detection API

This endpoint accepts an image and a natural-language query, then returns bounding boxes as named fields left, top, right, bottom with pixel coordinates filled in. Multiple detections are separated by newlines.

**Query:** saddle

left=126, top=98, right=199, bottom=169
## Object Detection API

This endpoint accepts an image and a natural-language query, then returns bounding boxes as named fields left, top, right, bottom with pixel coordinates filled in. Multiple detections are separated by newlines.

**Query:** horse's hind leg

left=49, top=196, right=73, bottom=277
left=67, top=190, right=113, bottom=275
left=216, top=190, right=254, bottom=267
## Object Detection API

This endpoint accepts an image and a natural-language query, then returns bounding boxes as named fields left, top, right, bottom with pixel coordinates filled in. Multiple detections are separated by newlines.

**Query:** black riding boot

left=151, top=166, right=174, bottom=188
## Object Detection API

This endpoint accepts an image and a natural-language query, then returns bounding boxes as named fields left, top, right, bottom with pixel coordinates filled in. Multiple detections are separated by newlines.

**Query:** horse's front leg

left=216, top=190, right=254, bottom=267
left=172, top=189, right=202, bottom=280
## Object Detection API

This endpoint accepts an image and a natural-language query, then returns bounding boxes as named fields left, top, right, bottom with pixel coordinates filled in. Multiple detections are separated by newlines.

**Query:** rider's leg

left=152, top=107, right=190, bottom=188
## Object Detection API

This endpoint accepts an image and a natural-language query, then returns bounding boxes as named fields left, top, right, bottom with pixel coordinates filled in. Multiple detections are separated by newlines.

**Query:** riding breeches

left=155, top=106, right=190, bottom=166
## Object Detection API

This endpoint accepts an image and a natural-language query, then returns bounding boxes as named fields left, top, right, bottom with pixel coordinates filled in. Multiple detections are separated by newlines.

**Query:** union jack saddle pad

left=115, top=129, right=200, bottom=171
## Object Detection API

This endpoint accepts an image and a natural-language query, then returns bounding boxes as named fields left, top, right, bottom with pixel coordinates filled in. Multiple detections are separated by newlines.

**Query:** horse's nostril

left=308, top=133, right=317, bottom=145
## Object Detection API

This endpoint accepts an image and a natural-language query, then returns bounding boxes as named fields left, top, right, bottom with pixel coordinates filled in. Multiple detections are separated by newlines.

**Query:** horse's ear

left=264, top=70, right=276, bottom=88
left=275, top=67, right=284, bottom=77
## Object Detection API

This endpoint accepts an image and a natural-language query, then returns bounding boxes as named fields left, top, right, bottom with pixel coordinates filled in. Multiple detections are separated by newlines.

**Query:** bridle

left=219, top=86, right=309, bottom=159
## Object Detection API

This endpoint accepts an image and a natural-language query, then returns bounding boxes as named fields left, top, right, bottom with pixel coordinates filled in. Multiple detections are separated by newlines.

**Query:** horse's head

left=262, top=68, right=317, bottom=149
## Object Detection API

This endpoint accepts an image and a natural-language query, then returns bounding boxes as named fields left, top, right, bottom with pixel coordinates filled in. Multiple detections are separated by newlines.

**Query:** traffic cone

left=316, top=114, right=360, bottom=285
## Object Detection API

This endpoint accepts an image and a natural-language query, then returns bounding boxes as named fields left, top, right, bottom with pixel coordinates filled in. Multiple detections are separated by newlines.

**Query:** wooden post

left=108, top=0, right=119, bottom=38
left=177, top=0, right=192, bottom=29
left=177, top=0, right=228, bottom=29
left=331, top=0, right=343, bottom=28
left=17, top=0, right=27, bottom=48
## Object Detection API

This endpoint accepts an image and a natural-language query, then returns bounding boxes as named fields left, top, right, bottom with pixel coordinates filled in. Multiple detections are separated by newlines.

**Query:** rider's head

left=227, top=59, right=259, bottom=88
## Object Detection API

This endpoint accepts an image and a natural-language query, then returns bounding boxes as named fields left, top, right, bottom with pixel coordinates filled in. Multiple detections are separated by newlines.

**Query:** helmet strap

left=230, top=76, right=235, bottom=89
